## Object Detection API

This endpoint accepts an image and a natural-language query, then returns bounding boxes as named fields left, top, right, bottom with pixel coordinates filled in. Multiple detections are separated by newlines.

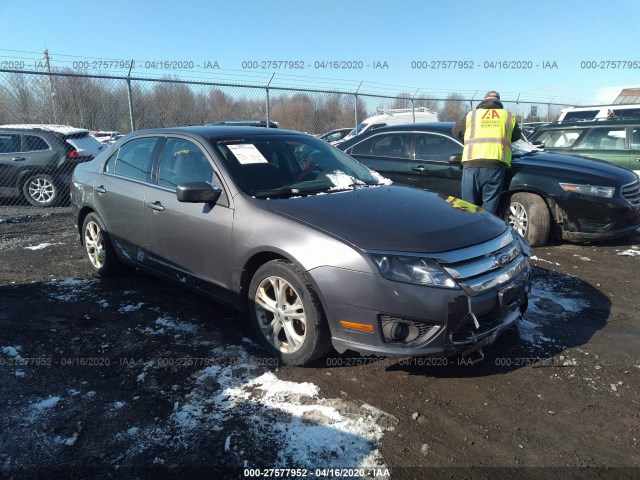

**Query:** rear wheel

left=248, top=260, right=332, bottom=365
left=22, top=174, right=60, bottom=207
left=82, top=212, right=120, bottom=276
left=504, top=192, right=551, bottom=247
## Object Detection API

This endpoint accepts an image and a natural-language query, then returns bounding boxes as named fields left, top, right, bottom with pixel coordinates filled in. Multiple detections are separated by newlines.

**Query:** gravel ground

left=1, top=208, right=639, bottom=480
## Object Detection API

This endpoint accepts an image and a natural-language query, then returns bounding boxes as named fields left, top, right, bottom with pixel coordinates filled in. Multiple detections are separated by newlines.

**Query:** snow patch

left=118, top=302, right=144, bottom=314
left=617, top=247, right=640, bottom=257
left=24, top=242, right=65, bottom=250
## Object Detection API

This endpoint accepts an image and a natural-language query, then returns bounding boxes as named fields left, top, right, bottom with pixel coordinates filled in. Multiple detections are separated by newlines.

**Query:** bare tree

left=439, top=92, right=468, bottom=122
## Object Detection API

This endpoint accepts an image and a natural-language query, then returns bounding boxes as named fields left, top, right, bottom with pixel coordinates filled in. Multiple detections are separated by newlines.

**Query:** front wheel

left=248, top=260, right=332, bottom=366
left=503, top=192, right=551, bottom=247
left=82, top=212, right=120, bottom=276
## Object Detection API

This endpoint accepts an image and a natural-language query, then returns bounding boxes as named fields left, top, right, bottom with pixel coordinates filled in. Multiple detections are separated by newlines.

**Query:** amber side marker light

left=339, top=321, right=375, bottom=333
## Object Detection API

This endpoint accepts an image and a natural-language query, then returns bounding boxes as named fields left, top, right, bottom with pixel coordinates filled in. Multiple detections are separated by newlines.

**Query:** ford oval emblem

left=496, top=254, right=510, bottom=267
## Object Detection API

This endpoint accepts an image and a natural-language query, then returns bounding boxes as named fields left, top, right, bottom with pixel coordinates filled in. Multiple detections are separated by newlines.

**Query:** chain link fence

left=0, top=68, right=574, bottom=217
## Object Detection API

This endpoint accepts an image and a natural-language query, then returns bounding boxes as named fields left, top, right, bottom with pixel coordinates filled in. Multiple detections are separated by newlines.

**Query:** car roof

left=129, top=125, right=304, bottom=140
left=0, top=124, right=89, bottom=135
left=545, top=119, right=640, bottom=128
left=343, top=122, right=455, bottom=139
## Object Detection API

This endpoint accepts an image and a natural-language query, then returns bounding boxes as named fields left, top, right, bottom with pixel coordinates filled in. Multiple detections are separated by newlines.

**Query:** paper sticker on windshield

left=227, top=144, right=268, bottom=164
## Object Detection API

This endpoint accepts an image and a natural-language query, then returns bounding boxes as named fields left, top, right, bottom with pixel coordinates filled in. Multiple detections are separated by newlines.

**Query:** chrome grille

left=435, top=229, right=530, bottom=296
left=622, top=179, right=640, bottom=206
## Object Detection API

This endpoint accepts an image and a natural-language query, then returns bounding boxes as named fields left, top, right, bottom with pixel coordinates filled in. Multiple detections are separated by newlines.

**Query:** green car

left=529, top=119, right=640, bottom=176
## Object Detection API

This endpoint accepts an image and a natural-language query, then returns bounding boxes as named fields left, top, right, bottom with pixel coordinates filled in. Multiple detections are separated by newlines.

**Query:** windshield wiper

left=253, top=186, right=327, bottom=199
left=253, top=187, right=303, bottom=199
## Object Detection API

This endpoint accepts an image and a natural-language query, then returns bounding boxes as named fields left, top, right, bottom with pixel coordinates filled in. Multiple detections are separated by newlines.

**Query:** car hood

left=265, top=185, right=507, bottom=253
left=512, top=150, right=637, bottom=184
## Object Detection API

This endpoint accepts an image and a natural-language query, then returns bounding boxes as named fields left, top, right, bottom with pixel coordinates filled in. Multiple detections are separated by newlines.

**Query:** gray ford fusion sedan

left=71, top=126, right=531, bottom=365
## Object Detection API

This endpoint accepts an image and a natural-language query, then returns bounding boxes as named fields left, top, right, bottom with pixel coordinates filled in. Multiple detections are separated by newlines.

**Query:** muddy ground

left=0, top=207, right=639, bottom=480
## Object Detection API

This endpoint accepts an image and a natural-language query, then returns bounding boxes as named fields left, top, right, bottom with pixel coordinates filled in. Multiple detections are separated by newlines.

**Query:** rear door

left=629, top=126, right=640, bottom=176
left=571, top=126, right=631, bottom=170
left=345, top=132, right=411, bottom=184
left=144, top=136, right=235, bottom=301
left=93, top=136, right=161, bottom=260
left=408, top=132, right=464, bottom=197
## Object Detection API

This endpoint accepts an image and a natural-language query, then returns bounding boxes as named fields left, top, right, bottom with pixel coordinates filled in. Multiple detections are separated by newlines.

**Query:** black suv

left=527, top=119, right=640, bottom=174
left=338, top=122, right=640, bottom=247
left=0, top=124, right=105, bottom=206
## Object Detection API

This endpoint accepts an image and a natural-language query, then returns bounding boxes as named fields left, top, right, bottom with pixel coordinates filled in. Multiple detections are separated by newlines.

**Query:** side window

left=415, top=134, right=462, bottom=161
left=535, top=129, right=582, bottom=148
left=0, top=134, right=21, bottom=153
left=349, top=137, right=373, bottom=155
left=631, top=128, right=640, bottom=150
left=24, top=135, right=50, bottom=151
left=369, top=134, right=410, bottom=158
left=114, top=137, right=158, bottom=181
left=158, top=138, right=213, bottom=189
left=576, top=128, right=626, bottom=150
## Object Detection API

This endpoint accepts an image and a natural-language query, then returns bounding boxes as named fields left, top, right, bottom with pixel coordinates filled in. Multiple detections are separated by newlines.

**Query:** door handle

left=635, top=157, right=640, bottom=162
left=146, top=201, right=165, bottom=212
left=411, top=165, right=426, bottom=172
left=11, top=157, right=26, bottom=162
left=95, top=185, right=106, bottom=194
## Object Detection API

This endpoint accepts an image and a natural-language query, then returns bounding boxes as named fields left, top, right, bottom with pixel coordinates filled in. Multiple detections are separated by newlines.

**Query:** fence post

left=126, top=60, right=136, bottom=132
left=266, top=73, right=275, bottom=127
left=44, top=50, right=58, bottom=124
left=354, top=82, right=362, bottom=131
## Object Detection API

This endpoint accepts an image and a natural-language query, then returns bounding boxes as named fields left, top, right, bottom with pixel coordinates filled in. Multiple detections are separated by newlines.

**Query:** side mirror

left=530, top=141, right=545, bottom=149
left=176, top=182, right=222, bottom=204
left=449, top=153, right=463, bottom=163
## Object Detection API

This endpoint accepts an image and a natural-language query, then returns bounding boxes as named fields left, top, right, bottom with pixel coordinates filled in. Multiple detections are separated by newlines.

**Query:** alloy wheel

left=84, top=220, right=105, bottom=269
left=27, top=177, right=55, bottom=204
left=254, top=276, right=307, bottom=353
left=507, top=202, right=528, bottom=237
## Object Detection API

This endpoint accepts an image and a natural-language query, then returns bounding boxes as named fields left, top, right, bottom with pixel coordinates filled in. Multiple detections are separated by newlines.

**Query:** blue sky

left=1, top=0, right=638, bottom=104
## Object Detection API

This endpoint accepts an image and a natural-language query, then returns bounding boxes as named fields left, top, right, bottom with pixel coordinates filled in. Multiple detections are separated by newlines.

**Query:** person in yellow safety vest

left=452, top=91, right=521, bottom=215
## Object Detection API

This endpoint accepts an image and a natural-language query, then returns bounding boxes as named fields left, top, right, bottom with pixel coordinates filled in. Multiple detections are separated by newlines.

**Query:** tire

left=82, top=212, right=120, bottom=276
left=503, top=192, right=551, bottom=247
left=248, top=260, right=332, bottom=366
left=22, top=174, right=60, bottom=207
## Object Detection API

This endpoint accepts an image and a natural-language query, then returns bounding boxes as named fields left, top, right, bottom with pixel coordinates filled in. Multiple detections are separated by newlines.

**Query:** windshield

left=345, top=122, right=368, bottom=139
left=211, top=135, right=389, bottom=198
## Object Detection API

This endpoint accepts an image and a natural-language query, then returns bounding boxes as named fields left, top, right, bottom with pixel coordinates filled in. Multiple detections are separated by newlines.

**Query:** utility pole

left=44, top=50, right=58, bottom=124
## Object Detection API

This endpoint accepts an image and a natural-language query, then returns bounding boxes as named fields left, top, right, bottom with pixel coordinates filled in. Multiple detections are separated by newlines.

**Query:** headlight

left=559, top=183, right=614, bottom=198
left=369, top=254, right=458, bottom=288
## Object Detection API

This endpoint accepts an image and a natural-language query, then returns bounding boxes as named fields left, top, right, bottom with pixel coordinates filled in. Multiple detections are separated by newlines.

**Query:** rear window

left=66, top=135, right=105, bottom=157
left=561, top=111, right=599, bottom=121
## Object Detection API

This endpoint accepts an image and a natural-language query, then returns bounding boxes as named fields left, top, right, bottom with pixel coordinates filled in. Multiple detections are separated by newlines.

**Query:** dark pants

left=461, top=166, right=505, bottom=215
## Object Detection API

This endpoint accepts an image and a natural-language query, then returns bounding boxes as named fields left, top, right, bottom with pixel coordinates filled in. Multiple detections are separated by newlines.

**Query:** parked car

left=0, top=124, right=106, bottom=206
left=527, top=119, right=640, bottom=175
left=338, top=122, right=640, bottom=247
left=338, top=108, right=439, bottom=144
left=557, top=104, right=640, bottom=122
left=71, top=126, right=531, bottom=365
left=90, top=131, right=122, bottom=144
left=316, top=128, right=353, bottom=143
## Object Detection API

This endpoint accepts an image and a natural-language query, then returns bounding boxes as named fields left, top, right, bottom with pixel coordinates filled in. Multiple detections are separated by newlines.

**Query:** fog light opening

left=382, top=320, right=420, bottom=343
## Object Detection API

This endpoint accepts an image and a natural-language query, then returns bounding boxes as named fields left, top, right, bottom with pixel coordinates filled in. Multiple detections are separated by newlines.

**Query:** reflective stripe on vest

left=462, top=109, right=515, bottom=165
